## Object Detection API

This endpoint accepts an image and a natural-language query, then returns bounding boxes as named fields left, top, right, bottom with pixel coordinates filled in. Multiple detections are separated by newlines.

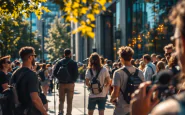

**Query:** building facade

left=95, top=0, right=178, bottom=61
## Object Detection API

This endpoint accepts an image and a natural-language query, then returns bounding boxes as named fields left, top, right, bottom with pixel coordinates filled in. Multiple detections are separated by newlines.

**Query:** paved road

left=47, top=82, right=114, bottom=115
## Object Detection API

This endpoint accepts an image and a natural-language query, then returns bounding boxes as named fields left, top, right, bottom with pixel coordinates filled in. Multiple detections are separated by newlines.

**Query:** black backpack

left=0, top=70, right=30, bottom=115
left=121, top=68, right=142, bottom=104
left=56, top=59, right=72, bottom=83
left=89, top=68, right=103, bottom=95
left=38, top=70, right=45, bottom=81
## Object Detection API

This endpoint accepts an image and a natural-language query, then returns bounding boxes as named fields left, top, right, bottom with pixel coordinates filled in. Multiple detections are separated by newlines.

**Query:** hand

left=130, top=81, right=159, bottom=115
left=42, top=112, right=48, bottom=115
left=110, top=97, right=117, bottom=106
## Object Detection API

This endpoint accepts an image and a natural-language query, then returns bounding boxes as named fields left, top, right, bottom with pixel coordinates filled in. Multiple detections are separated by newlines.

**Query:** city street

left=47, top=82, right=114, bottom=115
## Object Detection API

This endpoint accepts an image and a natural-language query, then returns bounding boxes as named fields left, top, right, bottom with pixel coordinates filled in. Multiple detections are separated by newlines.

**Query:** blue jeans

left=88, top=97, right=106, bottom=110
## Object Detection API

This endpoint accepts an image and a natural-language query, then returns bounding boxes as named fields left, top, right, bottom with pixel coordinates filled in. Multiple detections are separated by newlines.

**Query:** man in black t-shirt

left=0, top=55, right=11, bottom=93
left=11, top=46, right=47, bottom=115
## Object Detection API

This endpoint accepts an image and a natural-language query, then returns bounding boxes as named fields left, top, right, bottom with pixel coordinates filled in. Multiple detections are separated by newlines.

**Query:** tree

left=0, top=0, right=49, bottom=19
left=45, top=16, right=70, bottom=61
left=0, top=17, right=41, bottom=58
left=51, top=0, right=112, bottom=38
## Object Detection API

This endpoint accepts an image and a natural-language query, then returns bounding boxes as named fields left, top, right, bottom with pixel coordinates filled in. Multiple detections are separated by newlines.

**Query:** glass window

left=116, top=1, right=120, bottom=29
left=127, top=0, right=178, bottom=58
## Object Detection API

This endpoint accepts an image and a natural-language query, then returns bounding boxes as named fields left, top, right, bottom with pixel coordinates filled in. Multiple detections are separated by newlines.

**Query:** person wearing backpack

left=39, top=63, right=50, bottom=96
left=143, top=54, right=156, bottom=81
left=11, top=46, right=47, bottom=115
left=85, top=53, right=110, bottom=115
left=53, top=48, right=78, bottom=115
left=110, top=46, right=144, bottom=115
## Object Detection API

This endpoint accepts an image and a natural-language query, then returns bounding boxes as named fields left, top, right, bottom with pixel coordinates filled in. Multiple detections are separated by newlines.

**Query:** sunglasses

left=164, top=52, right=171, bottom=57
left=5, top=61, right=11, bottom=64
left=29, top=54, right=37, bottom=58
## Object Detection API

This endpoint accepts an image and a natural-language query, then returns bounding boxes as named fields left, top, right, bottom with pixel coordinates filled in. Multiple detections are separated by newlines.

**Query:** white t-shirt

left=85, top=67, right=110, bottom=98
left=112, top=66, right=144, bottom=115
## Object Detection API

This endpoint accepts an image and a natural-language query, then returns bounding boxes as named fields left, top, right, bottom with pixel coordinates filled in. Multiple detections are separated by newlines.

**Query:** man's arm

left=28, top=73, right=47, bottom=115
left=72, top=62, right=79, bottom=82
left=104, top=77, right=110, bottom=87
left=110, top=71, right=121, bottom=104
left=2, top=83, right=9, bottom=90
left=52, top=61, right=61, bottom=77
left=110, top=86, right=120, bottom=104
left=30, top=92, right=47, bottom=115
left=85, top=78, right=90, bottom=87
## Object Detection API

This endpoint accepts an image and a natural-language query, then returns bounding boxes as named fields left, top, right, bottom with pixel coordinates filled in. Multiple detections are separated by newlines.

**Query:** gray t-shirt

left=85, top=67, right=110, bottom=98
left=112, top=66, right=144, bottom=115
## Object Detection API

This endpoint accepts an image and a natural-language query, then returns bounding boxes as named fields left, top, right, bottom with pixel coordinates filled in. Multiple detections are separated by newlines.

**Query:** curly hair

left=169, top=0, right=185, bottom=39
left=117, top=46, right=134, bottom=61
left=88, top=53, right=102, bottom=71
left=168, top=53, right=178, bottom=68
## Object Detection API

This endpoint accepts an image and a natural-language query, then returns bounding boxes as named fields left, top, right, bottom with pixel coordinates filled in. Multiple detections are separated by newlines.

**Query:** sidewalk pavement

left=47, top=82, right=114, bottom=115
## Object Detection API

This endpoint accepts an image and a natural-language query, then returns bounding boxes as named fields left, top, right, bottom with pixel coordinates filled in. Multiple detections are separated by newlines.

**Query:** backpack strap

left=134, top=69, right=139, bottom=76
left=61, top=59, right=72, bottom=66
left=15, top=70, right=31, bottom=87
left=148, top=65, right=154, bottom=74
left=123, top=68, right=131, bottom=77
left=90, top=68, right=101, bottom=80
left=90, top=69, right=93, bottom=76
left=95, top=68, right=102, bottom=80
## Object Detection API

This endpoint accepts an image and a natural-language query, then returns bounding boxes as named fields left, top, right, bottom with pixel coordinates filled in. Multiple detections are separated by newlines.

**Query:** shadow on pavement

left=105, top=103, right=114, bottom=109
left=74, top=91, right=81, bottom=94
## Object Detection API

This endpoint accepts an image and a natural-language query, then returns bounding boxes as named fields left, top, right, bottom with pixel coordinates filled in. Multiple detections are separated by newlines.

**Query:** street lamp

left=115, top=29, right=121, bottom=59
left=41, top=19, right=45, bottom=63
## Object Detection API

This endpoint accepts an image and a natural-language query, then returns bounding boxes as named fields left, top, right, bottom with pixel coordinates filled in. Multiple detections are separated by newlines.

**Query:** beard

left=32, top=59, right=35, bottom=66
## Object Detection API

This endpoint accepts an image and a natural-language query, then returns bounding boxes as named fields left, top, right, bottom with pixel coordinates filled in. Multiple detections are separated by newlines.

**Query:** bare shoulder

left=151, top=98, right=181, bottom=115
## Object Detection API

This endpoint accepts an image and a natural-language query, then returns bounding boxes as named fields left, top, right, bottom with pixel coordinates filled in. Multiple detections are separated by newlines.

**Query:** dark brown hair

left=41, top=63, right=47, bottom=70
left=169, top=0, right=185, bottom=39
left=88, top=53, right=102, bottom=71
left=117, top=46, right=134, bottom=61
left=163, top=44, right=174, bottom=51
left=0, top=55, right=11, bottom=70
left=157, top=61, right=165, bottom=72
left=143, top=54, right=151, bottom=62
left=19, top=46, right=35, bottom=61
left=168, top=54, right=178, bottom=68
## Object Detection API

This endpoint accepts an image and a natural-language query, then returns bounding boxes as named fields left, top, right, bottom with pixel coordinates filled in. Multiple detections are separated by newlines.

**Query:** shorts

left=88, top=97, right=106, bottom=110
left=41, top=79, right=50, bottom=86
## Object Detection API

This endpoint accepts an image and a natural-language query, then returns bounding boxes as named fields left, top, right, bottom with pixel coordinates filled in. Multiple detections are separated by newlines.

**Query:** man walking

left=143, top=54, right=156, bottom=81
left=11, top=46, right=47, bottom=115
left=53, top=48, right=78, bottom=115
left=110, top=46, right=144, bottom=115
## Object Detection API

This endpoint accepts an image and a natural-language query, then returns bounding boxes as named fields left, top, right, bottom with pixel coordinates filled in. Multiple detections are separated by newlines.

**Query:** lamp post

left=30, top=13, right=32, bottom=46
left=115, top=29, right=121, bottom=59
left=41, top=19, right=45, bottom=63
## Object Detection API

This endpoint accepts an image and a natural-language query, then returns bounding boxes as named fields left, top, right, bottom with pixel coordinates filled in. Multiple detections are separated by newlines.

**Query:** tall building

left=37, top=2, right=61, bottom=37
left=27, top=13, right=37, bottom=32
left=95, top=0, right=178, bottom=60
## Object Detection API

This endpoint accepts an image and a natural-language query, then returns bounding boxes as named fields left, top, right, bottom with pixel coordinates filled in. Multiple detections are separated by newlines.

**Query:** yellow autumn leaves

left=62, top=0, right=112, bottom=38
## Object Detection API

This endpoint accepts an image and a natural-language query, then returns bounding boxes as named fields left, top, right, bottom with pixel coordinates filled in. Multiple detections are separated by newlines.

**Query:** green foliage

left=45, top=16, right=70, bottom=61
left=51, top=0, right=112, bottom=38
left=0, top=17, right=41, bottom=59
left=0, top=0, right=50, bottom=19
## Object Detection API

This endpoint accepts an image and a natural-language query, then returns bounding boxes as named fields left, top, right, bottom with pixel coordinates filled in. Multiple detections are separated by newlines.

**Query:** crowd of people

left=1, top=1, right=185, bottom=115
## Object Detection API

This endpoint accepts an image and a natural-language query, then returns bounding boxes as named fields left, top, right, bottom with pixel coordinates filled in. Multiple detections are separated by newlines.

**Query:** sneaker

left=58, top=113, right=63, bottom=115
